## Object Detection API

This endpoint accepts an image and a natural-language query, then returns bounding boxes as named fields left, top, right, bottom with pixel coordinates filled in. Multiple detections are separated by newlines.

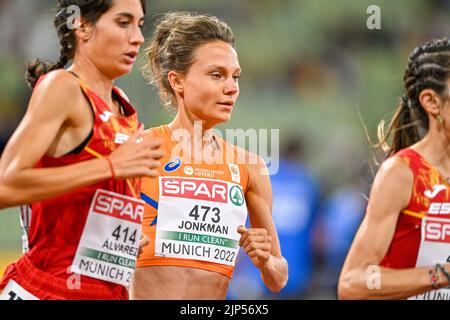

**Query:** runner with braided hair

left=339, top=38, right=450, bottom=300
left=25, top=2, right=75, bottom=88
left=0, top=0, right=164, bottom=300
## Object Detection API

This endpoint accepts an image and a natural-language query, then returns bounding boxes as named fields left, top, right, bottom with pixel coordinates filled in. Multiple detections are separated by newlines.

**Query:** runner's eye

left=118, top=21, right=130, bottom=28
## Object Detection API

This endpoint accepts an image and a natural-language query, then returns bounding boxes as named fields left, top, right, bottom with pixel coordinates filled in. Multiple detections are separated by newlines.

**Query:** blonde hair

left=141, top=11, right=235, bottom=111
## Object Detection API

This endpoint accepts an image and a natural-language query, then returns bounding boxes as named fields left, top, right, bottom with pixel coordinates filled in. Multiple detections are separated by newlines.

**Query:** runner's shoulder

left=31, top=70, right=83, bottom=110
left=373, top=156, right=413, bottom=195
left=34, top=70, right=80, bottom=94
left=143, top=126, right=165, bottom=140
left=228, top=144, right=268, bottom=179
left=218, top=140, right=265, bottom=167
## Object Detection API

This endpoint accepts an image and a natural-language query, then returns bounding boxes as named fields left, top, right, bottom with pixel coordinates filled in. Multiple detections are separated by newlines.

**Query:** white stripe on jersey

left=19, top=205, right=32, bottom=253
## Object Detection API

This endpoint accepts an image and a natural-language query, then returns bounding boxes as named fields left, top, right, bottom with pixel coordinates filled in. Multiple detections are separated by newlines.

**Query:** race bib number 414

left=71, top=189, right=144, bottom=287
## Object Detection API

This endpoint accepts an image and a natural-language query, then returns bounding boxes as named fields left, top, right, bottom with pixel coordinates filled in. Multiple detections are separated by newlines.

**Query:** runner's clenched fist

left=237, top=226, right=272, bottom=270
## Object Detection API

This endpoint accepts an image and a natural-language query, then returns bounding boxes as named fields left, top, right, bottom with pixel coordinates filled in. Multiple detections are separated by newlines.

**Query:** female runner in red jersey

left=339, top=38, right=450, bottom=300
left=0, top=0, right=164, bottom=300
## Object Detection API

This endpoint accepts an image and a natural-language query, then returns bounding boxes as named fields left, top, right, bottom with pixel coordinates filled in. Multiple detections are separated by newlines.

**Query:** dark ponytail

left=377, top=38, right=450, bottom=157
left=25, top=9, right=74, bottom=89
left=377, top=94, right=423, bottom=157
left=25, top=0, right=147, bottom=88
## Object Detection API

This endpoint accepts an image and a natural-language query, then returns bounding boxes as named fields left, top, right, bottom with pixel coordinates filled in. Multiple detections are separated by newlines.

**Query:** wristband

left=436, top=264, right=450, bottom=287
left=105, top=156, right=116, bottom=180
left=429, top=265, right=440, bottom=290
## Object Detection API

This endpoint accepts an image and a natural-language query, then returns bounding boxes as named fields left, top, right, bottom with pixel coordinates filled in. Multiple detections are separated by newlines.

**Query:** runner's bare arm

left=0, top=184, right=15, bottom=209
left=239, top=153, right=288, bottom=293
left=338, top=157, right=450, bottom=299
left=0, top=71, right=163, bottom=208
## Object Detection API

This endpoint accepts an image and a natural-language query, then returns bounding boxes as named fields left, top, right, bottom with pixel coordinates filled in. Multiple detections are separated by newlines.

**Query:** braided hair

left=26, top=0, right=146, bottom=89
left=378, top=38, right=450, bottom=157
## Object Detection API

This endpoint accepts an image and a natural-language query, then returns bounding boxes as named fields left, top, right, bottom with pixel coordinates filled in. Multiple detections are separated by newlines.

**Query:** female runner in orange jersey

left=130, top=12, right=288, bottom=299
left=0, top=0, right=164, bottom=300
left=339, top=39, right=450, bottom=300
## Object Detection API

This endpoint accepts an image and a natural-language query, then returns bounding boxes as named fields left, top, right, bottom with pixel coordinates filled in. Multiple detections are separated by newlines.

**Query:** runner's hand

left=237, top=226, right=272, bottom=270
left=138, top=234, right=150, bottom=258
left=109, top=124, right=164, bottom=179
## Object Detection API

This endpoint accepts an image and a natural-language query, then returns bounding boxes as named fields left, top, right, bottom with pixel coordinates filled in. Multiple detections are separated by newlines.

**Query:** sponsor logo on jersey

left=161, top=177, right=228, bottom=203
left=100, top=111, right=114, bottom=122
left=164, top=157, right=182, bottom=172
left=424, top=184, right=447, bottom=199
left=115, top=133, right=130, bottom=144
left=424, top=218, right=450, bottom=243
left=230, top=185, right=244, bottom=206
left=191, top=168, right=224, bottom=178
left=184, top=166, right=194, bottom=176
left=228, top=164, right=241, bottom=183
left=92, top=190, right=144, bottom=223
left=428, top=203, right=450, bottom=215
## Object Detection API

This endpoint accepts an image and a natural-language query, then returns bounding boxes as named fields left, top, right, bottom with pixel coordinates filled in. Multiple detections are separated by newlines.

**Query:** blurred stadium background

left=0, top=0, right=449, bottom=299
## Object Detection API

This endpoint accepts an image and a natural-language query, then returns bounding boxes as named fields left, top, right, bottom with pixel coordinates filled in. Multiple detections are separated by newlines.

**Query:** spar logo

left=161, top=177, right=228, bottom=203
left=230, top=185, right=244, bottom=206
left=424, top=218, right=450, bottom=243
left=92, top=189, right=144, bottom=223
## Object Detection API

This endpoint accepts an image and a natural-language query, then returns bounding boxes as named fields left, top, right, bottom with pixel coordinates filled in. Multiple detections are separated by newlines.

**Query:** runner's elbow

left=0, top=185, right=11, bottom=209
left=338, top=270, right=371, bottom=300
left=338, top=275, right=358, bottom=300
left=2, top=165, right=19, bottom=186
left=0, top=174, right=8, bottom=209
left=0, top=173, right=24, bottom=209
left=337, top=281, right=352, bottom=300
left=0, top=187, right=19, bottom=209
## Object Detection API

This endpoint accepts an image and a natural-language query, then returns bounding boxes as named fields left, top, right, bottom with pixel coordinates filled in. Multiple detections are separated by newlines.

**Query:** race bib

left=0, top=280, right=39, bottom=300
left=71, top=189, right=144, bottom=286
left=154, top=177, right=247, bottom=266
left=409, top=216, right=450, bottom=300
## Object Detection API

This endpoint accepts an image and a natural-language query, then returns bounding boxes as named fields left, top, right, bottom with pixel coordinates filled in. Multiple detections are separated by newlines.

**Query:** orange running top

left=137, top=125, right=250, bottom=278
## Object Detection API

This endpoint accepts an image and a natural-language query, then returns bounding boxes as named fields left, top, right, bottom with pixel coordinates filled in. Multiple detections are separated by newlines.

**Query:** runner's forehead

left=192, top=42, right=240, bottom=72
left=105, top=0, right=145, bottom=19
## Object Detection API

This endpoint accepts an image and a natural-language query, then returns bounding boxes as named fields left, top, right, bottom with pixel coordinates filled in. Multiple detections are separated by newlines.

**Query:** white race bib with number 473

left=155, top=177, right=247, bottom=266
left=71, top=189, right=144, bottom=287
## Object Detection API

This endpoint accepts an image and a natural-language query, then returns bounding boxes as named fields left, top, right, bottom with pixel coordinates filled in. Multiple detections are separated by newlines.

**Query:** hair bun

left=25, top=59, right=51, bottom=89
